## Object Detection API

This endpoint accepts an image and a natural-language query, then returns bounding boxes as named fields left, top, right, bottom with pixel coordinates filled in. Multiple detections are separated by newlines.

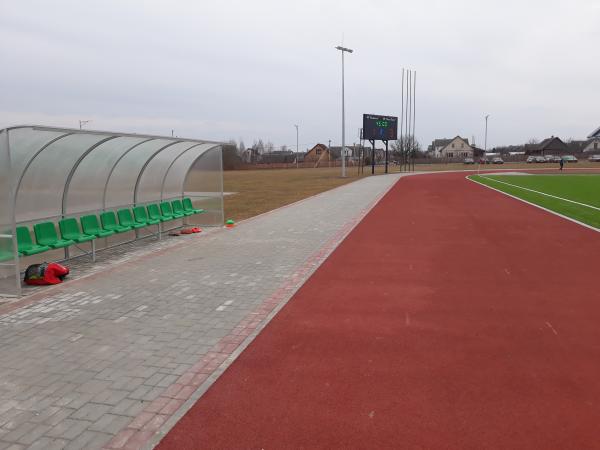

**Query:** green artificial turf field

left=469, top=174, right=600, bottom=229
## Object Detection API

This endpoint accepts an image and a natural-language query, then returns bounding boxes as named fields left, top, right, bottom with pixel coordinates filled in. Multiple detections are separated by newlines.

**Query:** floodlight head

left=335, top=46, right=353, bottom=53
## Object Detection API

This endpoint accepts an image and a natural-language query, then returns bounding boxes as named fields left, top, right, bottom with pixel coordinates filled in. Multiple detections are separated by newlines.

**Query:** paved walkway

left=0, top=173, right=401, bottom=450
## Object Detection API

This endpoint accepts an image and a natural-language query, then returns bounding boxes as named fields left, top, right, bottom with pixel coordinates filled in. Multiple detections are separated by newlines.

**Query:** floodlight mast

left=335, top=45, right=353, bottom=178
left=484, top=114, right=490, bottom=151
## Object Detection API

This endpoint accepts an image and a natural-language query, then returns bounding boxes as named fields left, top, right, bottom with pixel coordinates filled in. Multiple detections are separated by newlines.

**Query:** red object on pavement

left=157, top=172, right=600, bottom=450
left=24, top=262, right=69, bottom=285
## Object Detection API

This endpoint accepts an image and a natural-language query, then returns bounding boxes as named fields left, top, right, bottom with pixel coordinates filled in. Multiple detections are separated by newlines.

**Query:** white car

left=588, top=154, right=600, bottom=162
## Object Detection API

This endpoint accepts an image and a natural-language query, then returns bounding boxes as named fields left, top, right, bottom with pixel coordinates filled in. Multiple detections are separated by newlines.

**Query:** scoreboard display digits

left=363, top=114, right=398, bottom=141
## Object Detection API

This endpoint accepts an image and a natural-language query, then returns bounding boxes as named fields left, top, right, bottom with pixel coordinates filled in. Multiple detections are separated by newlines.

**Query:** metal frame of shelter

left=0, top=125, right=224, bottom=297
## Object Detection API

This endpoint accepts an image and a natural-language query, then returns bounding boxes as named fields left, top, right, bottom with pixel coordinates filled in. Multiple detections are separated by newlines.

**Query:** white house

left=582, top=139, right=600, bottom=153
left=430, top=136, right=473, bottom=158
left=584, top=126, right=600, bottom=152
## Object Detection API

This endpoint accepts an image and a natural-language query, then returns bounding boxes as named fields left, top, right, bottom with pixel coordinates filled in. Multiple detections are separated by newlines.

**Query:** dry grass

left=223, top=165, right=390, bottom=221
left=223, top=162, right=600, bottom=221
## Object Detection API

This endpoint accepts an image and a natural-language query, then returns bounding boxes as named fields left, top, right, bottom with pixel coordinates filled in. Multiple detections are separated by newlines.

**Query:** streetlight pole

left=294, top=124, right=299, bottom=168
left=484, top=114, right=490, bottom=151
left=335, top=45, right=353, bottom=178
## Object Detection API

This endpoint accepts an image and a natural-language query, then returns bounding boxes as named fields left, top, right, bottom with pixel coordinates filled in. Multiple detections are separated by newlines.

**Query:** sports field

left=470, top=173, right=600, bottom=229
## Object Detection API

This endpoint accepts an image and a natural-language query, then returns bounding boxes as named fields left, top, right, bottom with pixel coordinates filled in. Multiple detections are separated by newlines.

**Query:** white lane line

left=466, top=176, right=600, bottom=234
left=476, top=175, right=600, bottom=212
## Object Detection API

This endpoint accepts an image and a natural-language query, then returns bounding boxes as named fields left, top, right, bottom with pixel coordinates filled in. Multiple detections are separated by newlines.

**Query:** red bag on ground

left=24, top=263, right=69, bottom=285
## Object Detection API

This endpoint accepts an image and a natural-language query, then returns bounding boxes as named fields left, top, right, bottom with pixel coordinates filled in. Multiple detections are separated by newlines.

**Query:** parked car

left=492, top=157, right=504, bottom=164
left=478, top=158, right=491, bottom=164
left=534, top=156, right=547, bottom=163
left=544, top=155, right=561, bottom=162
left=588, top=154, right=600, bottom=162
left=463, top=157, right=475, bottom=164
left=526, top=156, right=536, bottom=163
left=562, top=155, right=578, bottom=163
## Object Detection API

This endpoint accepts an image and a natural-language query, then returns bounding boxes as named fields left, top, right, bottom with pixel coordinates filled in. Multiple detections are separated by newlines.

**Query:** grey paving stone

left=69, top=403, right=111, bottom=422
left=46, top=418, right=92, bottom=440
left=63, top=430, right=111, bottom=450
left=0, top=174, right=401, bottom=448
left=0, top=443, right=26, bottom=450
left=28, top=437, right=68, bottom=450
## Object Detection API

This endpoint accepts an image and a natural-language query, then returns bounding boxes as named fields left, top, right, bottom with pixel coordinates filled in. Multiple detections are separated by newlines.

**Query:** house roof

left=307, top=143, right=328, bottom=152
left=537, top=136, right=567, bottom=150
left=433, top=139, right=452, bottom=148
left=524, top=136, right=569, bottom=154
left=588, top=126, right=600, bottom=139
left=433, top=136, right=470, bottom=150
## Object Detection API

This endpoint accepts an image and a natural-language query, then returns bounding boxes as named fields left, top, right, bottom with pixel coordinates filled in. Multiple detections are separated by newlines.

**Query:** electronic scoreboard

left=362, top=114, right=398, bottom=141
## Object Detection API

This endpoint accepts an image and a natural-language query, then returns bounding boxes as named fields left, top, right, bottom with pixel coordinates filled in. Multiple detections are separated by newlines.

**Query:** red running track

left=157, top=172, right=600, bottom=450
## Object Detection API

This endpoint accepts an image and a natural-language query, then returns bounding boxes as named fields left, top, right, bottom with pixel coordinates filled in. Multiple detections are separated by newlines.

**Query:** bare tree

left=254, top=139, right=265, bottom=154
left=391, top=135, right=421, bottom=155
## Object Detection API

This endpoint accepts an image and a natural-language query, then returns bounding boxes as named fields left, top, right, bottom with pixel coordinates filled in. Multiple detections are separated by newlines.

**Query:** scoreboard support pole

left=383, top=140, right=389, bottom=174
left=369, top=139, right=376, bottom=174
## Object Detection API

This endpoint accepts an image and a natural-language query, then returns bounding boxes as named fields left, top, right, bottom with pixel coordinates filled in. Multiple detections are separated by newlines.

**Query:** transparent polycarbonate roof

left=2, top=125, right=222, bottom=222
left=0, top=125, right=223, bottom=297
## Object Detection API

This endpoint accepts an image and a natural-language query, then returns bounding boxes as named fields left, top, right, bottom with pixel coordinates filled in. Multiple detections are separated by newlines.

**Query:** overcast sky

left=1, top=0, right=599, bottom=150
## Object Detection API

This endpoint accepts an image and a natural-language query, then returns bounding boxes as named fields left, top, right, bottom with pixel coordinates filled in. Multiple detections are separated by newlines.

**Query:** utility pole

left=335, top=45, right=353, bottom=177
left=294, top=124, right=299, bottom=168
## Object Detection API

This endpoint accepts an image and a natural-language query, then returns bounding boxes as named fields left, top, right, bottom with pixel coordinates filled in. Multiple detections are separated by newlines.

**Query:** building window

left=316, top=149, right=322, bottom=155
left=461, top=143, right=464, bottom=148
left=448, top=152, right=454, bottom=158
left=451, top=143, right=455, bottom=148
left=595, top=142, right=598, bottom=150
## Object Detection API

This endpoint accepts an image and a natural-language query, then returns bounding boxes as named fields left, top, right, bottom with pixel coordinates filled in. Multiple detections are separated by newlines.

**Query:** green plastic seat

left=147, top=204, right=170, bottom=222
left=133, top=206, right=160, bottom=225
left=80, top=215, right=115, bottom=238
left=171, top=199, right=193, bottom=216
left=160, top=201, right=184, bottom=219
left=33, top=222, right=75, bottom=249
left=183, top=197, right=205, bottom=214
left=16, top=226, right=51, bottom=256
left=100, top=211, right=132, bottom=233
left=59, top=218, right=96, bottom=243
left=117, top=209, right=145, bottom=229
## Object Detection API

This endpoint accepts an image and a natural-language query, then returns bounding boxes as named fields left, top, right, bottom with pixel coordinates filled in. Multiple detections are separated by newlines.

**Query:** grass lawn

left=469, top=174, right=600, bottom=229
left=223, top=165, right=392, bottom=221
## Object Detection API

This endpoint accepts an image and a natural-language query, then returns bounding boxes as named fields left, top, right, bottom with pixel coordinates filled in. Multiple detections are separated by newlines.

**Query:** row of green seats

left=14, top=198, right=205, bottom=257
